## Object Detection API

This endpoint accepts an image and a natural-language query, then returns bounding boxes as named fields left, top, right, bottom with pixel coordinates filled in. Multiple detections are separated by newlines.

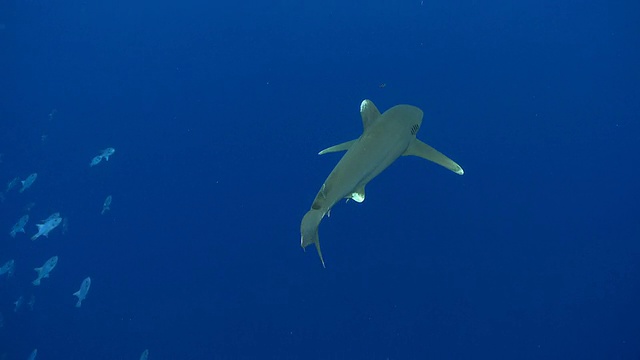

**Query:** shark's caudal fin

left=404, top=139, right=464, bottom=175
left=300, top=209, right=326, bottom=268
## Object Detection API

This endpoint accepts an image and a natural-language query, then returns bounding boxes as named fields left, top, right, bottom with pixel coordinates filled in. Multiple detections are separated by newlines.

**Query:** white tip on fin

left=318, top=139, right=357, bottom=155
left=349, top=185, right=366, bottom=203
left=359, top=99, right=381, bottom=129
left=404, top=139, right=464, bottom=175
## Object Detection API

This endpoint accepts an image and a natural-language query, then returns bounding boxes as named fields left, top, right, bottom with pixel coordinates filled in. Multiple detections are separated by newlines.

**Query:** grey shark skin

left=300, top=99, right=464, bottom=267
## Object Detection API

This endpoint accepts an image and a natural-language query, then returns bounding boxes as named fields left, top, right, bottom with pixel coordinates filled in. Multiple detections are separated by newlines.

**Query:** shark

left=300, top=99, right=464, bottom=267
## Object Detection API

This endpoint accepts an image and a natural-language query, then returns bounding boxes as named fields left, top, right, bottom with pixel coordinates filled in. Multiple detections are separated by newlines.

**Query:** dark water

left=1, top=0, right=639, bottom=359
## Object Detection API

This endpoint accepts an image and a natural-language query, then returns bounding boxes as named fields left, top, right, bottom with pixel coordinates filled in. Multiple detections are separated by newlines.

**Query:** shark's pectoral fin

left=404, top=139, right=464, bottom=175
left=318, top=139, right=358, bottom=155
left=300, top=209, right=326, bottom=268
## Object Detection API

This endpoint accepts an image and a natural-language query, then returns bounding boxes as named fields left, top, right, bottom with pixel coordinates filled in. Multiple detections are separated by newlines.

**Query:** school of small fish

left=1, top=139, right=149, bottom=359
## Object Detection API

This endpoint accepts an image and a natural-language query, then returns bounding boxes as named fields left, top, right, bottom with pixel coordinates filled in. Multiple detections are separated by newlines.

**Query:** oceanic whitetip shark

left=300, top=99, right=464, bottom=267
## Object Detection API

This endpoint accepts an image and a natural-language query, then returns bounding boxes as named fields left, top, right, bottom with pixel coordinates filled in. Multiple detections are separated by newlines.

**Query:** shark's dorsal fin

left=404, top=139, right=464, bottom=175
left=318, top=99, right=381, bottom=155
left=360, top=99, right=381, bottom=129
left=318, top=139, right=357, bottom=155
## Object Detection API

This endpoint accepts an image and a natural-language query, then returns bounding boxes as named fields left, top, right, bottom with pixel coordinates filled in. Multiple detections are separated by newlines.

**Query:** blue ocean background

left=1, top=0, right=639, bottom=359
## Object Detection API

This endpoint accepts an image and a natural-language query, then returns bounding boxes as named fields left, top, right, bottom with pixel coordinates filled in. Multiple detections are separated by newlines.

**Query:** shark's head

left=382, top=104, right=424, bottom=138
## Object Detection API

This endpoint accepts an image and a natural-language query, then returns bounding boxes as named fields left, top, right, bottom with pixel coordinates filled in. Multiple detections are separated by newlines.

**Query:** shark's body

left=300, top=100, right=464, bottom=267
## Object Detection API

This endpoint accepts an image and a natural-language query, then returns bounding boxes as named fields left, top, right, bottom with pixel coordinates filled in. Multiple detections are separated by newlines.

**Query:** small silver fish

left=100, top=147, right=115, bottom=160
left=10, top=215, right=29, bottom=237
left=101, top=195, right=112, bottom=214
left=6, top=176, right=19, bottom=192
left=32, top=256, right=58, bottom=286
left=41, top=212, right=60, bottom=222
left=61, top=218, right=69, bottom=235
left=27, top=349, right=37, bottom=360
left=139, top=349, right=149, bottom=360
left=19, top=173, right=37, bottom=193
left=31, top=214, right=62, bottom=240
left=73, top=277, right=91, bottom=307
left=89, top=155, right=103, bottom=167
left=13, top=296, right=23, bottom=312
left=0, top=260, right=14, bottom=277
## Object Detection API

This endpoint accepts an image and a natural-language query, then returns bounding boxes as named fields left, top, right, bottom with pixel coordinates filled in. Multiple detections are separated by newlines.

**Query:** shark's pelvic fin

left=318, top=139, right=358, bottom=155
left=300, top=209, right=326, bottom=268
left=349, top=185, right=366, bottom=203
left=404, top=139, right=464, bottom=175
left=360, top=99, right=381, bottom=129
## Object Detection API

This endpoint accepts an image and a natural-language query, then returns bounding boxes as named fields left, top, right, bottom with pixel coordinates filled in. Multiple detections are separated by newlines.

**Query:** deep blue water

left=1, top=0, right=639, bottom=359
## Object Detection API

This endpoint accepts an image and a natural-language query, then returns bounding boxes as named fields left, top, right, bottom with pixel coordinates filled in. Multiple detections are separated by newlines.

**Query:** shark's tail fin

left=300, top=209, right=326, bottom=268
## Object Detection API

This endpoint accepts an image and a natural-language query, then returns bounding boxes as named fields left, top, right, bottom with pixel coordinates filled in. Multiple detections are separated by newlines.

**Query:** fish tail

left=300, top=209, right=326, bottom=268
left=32, top=278, right=40, bottom=286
